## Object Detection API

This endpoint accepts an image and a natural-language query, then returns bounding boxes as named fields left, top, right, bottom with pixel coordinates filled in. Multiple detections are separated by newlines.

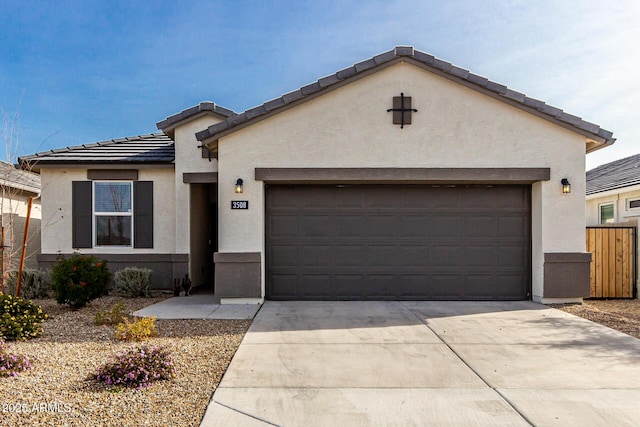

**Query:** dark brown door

left=266, top=185, right=530, bottom=300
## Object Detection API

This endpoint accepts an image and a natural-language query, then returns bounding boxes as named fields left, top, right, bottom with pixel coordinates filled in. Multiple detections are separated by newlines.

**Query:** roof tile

left=373, top=49, right=396, bottom=65
left=264, top=98, right=286, bottom=111
left=156, top=102, right=235, bottom=131
left=282, top=90, right=305, bottom=103
left=300, top=82, right=322, bottom=96
left=587, top=153, right=640, bottom=195
left=354, top=58, right=376, bottom=73
left=395, top=46, right=414, bottom=56
left=194, top=46, right=615, bottom=147
left=19, top=133, right=174, bottom=169
left=336, top=66, right=358, bottom=80
left=318, top=74, right=341, bottom=88
left=412, top=50, right=435, bottom=65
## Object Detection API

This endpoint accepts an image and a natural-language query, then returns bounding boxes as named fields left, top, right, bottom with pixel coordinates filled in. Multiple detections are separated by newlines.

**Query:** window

left=600, top=203, right=615, bottom=224
left=628, top=198, right=640, bottom=210
left=94, top=182, right=133, bottom=246
left=72, top=180, right=153, bottom=249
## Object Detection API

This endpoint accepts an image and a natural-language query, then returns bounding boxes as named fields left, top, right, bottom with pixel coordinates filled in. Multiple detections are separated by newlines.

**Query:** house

left=19, top=46, right=615, bottom=304
left=1, top=161, right=41, bottom=271
left=586, top=154, right=640, bottom=225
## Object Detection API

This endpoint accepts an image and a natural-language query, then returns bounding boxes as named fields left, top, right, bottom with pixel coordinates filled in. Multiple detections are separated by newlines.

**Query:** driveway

left=201, top=301, right=640, bottom=426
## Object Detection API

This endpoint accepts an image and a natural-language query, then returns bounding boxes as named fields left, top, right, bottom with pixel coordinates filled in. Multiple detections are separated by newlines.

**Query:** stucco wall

left=173, top=115, right=221, bottom=254
left=40, top=168, right=175, bottom=254
left=1, top=192, right=41, bottom=270
left=216, top=61, right=588, bottom=300
left=586, top=184, right=640, bottom=226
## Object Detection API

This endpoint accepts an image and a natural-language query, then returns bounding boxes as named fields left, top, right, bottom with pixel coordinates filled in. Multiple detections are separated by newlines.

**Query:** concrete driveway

left=201, top=301, right=640, bottom=426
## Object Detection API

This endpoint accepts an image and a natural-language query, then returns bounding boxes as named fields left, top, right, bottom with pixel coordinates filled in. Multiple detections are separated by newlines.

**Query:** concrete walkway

left=132, top=294, right=261, bottom=320
left=201, top=300, right=640, bottom=426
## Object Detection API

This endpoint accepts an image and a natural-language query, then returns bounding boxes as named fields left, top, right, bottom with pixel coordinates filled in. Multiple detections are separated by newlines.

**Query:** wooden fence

left=586, top=227, right=636, bottom=298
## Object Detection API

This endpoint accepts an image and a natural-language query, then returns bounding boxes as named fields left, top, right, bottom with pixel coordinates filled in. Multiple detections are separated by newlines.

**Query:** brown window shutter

left=72, top=181, right=93, bottom=248
left=134, top=181, right=153, bottom=248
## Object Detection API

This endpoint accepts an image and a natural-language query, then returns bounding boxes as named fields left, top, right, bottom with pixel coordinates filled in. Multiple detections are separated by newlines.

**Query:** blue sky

left=1, top=0, right=638, bottom=169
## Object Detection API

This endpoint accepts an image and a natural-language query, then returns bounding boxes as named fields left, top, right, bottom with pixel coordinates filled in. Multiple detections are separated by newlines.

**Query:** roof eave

left=156, top=102, right=236, bottom=138
left=22, top=160, right=175, bottom=173
left=195, top=46, right=615, bottom=148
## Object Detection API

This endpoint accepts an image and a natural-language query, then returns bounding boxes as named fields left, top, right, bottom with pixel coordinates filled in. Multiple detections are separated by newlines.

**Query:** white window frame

left=626, top=197, right=640, bottom=211
left=93, top=181, right=134, bottom=248
left=599, top=202, right=616, bottom=224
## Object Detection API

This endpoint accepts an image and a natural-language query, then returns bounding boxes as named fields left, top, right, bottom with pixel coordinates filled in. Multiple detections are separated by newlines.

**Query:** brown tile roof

left=195, top=46, right=615, bottom=148
left=18, top=133, right=174, bottom=171
left=587, top=153, right=640, bottom=195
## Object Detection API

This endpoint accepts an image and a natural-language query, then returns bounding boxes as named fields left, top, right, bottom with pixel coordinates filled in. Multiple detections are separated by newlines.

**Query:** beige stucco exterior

left=214, top=61, right=589, bottom=302
left=40, top=168, right=175, bottom=254
left=1, top=190, right=41, bottom=270
left=34, top=58, right=600, bottom=300
left=173, top=115, right=221, bottom=255
left=586, top=184, right=640, bottom=226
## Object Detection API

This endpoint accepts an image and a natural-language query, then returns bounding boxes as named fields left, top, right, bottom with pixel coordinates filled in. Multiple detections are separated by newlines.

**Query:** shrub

left=95, top=344, right=175, bottom=389
left=95, top=301, right=129, bottom=326
left=114, top=317, right=157, bottom=341
left=0, top=294, right=48, bottom=341
left=51, top=254, right=111, bottom=308
left=114, top=267, right=153, bottom=298
left=0, top=338, right=31, bottom=377
left=3, top=269, right=50, bottom=299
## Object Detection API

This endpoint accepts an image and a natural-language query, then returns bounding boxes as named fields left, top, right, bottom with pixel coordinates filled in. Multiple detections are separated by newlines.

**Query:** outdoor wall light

left=561, top=178, right=571, bottom=194
left=235, top=178, right=244, bottom=194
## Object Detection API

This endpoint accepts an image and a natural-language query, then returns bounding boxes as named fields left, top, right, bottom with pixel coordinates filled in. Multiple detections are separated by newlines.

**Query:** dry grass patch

left=0, top=295, right=251, bottom=426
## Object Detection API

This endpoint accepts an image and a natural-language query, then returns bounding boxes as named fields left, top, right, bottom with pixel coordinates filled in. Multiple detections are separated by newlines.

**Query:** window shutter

left=72, top=181, right=92, bottom=248
left=134, top=181, right=153, bottom=248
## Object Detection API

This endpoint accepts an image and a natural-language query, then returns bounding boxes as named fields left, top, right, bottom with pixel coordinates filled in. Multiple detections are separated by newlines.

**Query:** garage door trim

left=256, top=167, right=550, bottom=184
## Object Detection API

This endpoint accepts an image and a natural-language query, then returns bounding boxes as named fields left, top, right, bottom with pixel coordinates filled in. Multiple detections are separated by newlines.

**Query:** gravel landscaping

left=0, top=295, right=251, bottom=427
left=554, top=298, right=640, bottom=339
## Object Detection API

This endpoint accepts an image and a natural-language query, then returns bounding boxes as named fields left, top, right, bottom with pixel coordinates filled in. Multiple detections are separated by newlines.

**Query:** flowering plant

left=0, top=294, right=48, bottom=340
left=95, top=344, right=175, bottom=389
left=51, top=253, right=111, bottom=308
left=0, top=338, right=31, bottom=377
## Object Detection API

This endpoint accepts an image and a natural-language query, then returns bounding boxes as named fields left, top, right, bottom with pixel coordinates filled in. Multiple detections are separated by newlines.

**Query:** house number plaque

left=231, top=201, right=249, bottom=209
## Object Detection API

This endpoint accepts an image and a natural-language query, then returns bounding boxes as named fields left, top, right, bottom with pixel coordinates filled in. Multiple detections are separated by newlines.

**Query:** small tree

left=1, top=106, right=42, bottom=295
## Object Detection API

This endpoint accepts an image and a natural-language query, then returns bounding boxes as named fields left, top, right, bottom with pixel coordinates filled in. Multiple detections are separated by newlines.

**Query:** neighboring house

left=585, top=155, right=640, bottom=297
left=0, top=161, right=41, bottom=271
left=19, top=46, right=615, bottom=304
left=586, top=154, right=640, bottom=225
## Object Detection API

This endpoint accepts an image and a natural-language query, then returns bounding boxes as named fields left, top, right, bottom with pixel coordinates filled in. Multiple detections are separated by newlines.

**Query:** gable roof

left=0, top=161, right=40, bottom=194
left=156, top=101, right=236, bottom=138
left=586, top=153, right=640, bottom=195
left=195, top=46, right=615, bottom=151
left=18, top=133, right=174, bottom=171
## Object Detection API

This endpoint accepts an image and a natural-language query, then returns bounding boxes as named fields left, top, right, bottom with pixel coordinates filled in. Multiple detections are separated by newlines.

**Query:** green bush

left=0, top=294, right=48, bottom=341
left=114, top=267, right=153, bottom=298
left=3, top=269, right=50, bottom=299
left=0, top=338, right=32, bottom=376
left=95, top=344, right=175, bottom=389
left=95, top=301, right=129, bottom=326
left=114, top=317, right=157, bottom=341
left=51, top=254, right=111, bottom=308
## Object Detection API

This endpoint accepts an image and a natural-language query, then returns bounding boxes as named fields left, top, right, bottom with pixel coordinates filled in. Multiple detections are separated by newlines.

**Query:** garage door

left=266, top=185, right=530, bottom=300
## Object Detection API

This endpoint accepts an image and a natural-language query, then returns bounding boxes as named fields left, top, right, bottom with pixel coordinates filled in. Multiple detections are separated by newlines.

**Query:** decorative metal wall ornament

left=387, top=93, right=417, bottom=128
